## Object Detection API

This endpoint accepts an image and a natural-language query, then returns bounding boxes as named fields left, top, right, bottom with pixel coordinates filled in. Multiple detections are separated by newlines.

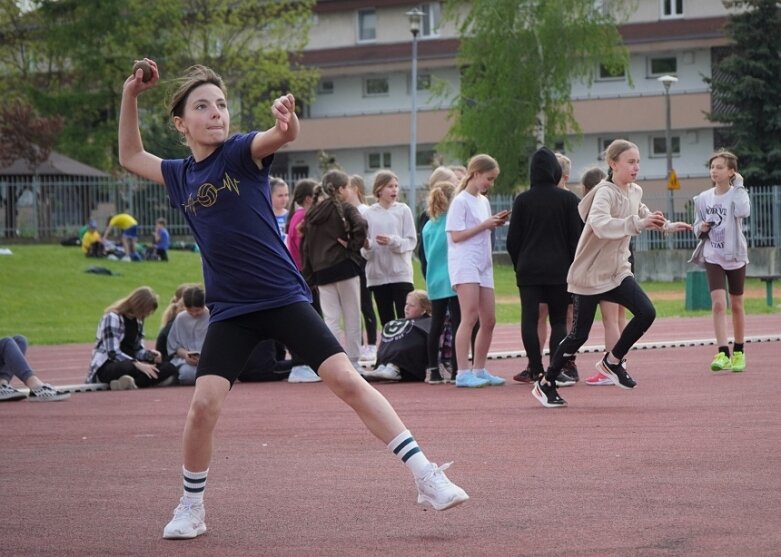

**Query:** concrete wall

left=633, top=247, right=780, bottom=281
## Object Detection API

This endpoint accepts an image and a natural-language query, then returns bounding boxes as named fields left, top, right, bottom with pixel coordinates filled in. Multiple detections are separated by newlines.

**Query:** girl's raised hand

left=123, top=58, right=159, bottom=96
left=272, top=94, right=296, bottom=132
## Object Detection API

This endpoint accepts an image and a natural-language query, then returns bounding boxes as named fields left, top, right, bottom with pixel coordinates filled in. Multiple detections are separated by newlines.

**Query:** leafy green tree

left=440, top=0, right=632, bottom=191
left=0, top=0, right=318, bottom=172
left=707, top=0, right=781, bottom=186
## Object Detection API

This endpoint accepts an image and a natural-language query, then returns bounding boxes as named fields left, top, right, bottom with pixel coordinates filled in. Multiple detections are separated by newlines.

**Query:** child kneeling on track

left=362, top=290, right=432, bottom=382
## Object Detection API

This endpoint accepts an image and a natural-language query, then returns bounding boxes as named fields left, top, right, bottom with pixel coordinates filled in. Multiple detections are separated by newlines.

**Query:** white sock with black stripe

left=388, top=430, right=432, bottom=479
left=182, top=467, right=208, bottom=503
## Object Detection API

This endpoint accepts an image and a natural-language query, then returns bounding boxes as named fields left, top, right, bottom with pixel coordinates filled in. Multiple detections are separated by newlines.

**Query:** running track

left=3, top=314, right=780, bottom=556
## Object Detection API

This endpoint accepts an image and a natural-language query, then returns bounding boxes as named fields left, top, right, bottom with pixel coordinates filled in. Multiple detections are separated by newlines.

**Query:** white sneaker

left=288, top=365, right=321, bottom=383
left=163, top=497, right=206, bottom=539
left=110, top=375, right=137, bottom=391
left=415, top=462, right=469, bottom=511
left=359, top=345, right=377, bottom=362
left=0, top=383, right=28, bottom=402
left=366, top=363, right=401, bottom=381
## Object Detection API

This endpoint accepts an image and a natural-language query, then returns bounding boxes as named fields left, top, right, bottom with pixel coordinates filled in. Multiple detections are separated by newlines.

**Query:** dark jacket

left=301, top=198, right=367, bottom=286
left=506, top=147, right=583, bottom=286
left=376, top=316, right=431, bottom=381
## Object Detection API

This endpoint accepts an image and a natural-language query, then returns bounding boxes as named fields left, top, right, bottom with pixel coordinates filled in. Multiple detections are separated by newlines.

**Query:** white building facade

left=274, top=0, right=732, bottom=204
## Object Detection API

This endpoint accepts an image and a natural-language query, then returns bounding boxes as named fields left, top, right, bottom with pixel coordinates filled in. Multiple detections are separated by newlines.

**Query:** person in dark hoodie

left=506, top=147, right=583, bottom=385
left=301, top=170, right=368, bottom=372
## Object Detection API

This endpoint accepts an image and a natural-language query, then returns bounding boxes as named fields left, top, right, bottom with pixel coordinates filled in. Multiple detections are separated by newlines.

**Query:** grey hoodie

left=566, top=180, right=652, bottom=295
left=688, top=177, right=750, bottom=268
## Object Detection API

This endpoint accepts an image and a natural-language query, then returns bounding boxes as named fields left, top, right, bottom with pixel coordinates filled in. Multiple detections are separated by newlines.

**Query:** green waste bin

left=685, top=270, right=711, bottom=311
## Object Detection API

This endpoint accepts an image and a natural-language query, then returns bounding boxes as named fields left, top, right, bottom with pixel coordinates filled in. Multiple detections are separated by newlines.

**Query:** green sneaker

left=710, top=352, right=732, bottom=372
left=730, top=351, right=746, bottom=373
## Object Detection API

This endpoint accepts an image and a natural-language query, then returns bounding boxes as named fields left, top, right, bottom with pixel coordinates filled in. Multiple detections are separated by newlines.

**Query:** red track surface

left=3, top=315, right=780, bottom=556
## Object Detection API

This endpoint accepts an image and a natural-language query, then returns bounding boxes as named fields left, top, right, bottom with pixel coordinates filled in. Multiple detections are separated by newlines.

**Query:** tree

left=0, top=99, right=63, bottom=171
left=0, top=0, right=318, bottom=172
left=440, top=0, right=632, bottom=192
left=707, top=0, right=781, bottom=186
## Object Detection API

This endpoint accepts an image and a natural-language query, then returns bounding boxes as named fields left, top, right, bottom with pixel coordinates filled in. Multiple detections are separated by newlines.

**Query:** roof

left=0, top=151, right=110, bottom=177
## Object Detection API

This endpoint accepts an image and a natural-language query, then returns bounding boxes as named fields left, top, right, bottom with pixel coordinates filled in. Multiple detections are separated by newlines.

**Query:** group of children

left=81, top=213, right=170, bottom=262
left=4, top=60, right=749, bottom=541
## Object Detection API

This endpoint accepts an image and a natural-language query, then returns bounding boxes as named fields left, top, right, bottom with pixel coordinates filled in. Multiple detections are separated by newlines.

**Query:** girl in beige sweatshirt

left=532, top=140, right=691, bottom=408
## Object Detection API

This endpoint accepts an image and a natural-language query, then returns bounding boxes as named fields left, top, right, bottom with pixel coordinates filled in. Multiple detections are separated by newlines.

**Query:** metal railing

left=489, top=185, right=780, bottom=253
left=1, top=175, right=779, bottom=252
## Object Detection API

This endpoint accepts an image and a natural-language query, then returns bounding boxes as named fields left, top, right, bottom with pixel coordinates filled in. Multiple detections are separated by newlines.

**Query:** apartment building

left=274, top=0, right=732, bottom=204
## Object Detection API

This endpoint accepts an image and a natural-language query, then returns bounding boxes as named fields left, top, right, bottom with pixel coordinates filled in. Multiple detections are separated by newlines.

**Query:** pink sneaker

left=584, top=372, right=613, bottom=386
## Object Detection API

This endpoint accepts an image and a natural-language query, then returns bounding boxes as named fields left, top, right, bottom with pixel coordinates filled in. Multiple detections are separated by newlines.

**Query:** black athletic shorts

left=705, top=262, right=746, bottom=296
left=196, top=302, right=344, bottom=384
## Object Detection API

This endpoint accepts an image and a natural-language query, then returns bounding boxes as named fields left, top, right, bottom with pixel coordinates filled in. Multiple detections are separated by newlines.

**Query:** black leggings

left=359, top=269, right=377, bottom=345
left=96, top=359, right=178, bottom=388
left=370, top=282, right=414, bottom=326
left=428, top=296, right=461, bottom=370
left=519, top=284, right=570, bottom=373
left=545, top=277, right=656, bottom=382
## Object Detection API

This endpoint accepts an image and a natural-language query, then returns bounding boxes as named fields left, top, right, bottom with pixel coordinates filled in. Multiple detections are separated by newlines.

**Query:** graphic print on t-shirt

left=182, top=173, right=241, bottom=214
left=705, top=202, right=726, bottom=249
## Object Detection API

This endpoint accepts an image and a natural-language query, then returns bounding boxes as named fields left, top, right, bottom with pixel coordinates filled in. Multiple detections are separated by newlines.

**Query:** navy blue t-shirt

left=161, top=132, right=311, bottom=322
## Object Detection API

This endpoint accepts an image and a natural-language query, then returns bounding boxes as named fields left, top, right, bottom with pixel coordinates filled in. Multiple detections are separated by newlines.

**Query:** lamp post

left=407, top=7, right=424, bottom=218
left=658, top=74, right=678, bottom=246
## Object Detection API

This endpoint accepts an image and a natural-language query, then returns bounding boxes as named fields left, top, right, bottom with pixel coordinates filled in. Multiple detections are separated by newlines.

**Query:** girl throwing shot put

left=118, top=60, right=468, bottom=540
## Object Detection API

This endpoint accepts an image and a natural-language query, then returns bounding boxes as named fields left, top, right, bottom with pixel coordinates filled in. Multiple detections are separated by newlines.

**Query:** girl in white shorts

left=445, top=154, right=509, bottom=388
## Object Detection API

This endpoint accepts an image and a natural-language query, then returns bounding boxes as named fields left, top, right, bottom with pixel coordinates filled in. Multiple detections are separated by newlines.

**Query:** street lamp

left=407, top=7, right=424, bottom=218
left=657, top=74, right=678, bottom=245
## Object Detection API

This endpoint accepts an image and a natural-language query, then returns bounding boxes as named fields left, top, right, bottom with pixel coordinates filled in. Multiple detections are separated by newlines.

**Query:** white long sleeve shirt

left=360, top=202, right=416, bottom=287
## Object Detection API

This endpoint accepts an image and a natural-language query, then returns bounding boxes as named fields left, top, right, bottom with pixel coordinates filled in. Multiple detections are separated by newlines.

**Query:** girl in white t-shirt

left=689, top=150, right=750, bottom=373
left=445, top=154, right=509, bottom=388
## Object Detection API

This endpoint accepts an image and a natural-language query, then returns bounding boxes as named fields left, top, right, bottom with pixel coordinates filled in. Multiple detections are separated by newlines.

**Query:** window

left=317, top=80, right=334, bottom=95
left=416, top=149, right=436, bottom=168
left=597, top=137, right=619, bottom=159
left=367, top=152, right=392, bottom=170
left=651, top=136, right=681, bottom=157
left=363, top=77, right=389, bottom=96
left=420, top=3, right=441, bottom=38
left=409, top=73, right=432, bottom=93
left=661, top=0, right=684, bottom=18
left=649, top=56, right=677, bottom=77
left=358, top=8, right=376, bottom=42
left=592, top=0, right=609, bottom=17
left=597, top=63, right=626, bottom=81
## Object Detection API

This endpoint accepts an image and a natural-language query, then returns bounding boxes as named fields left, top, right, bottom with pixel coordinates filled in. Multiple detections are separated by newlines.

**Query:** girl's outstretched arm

left=118, top=58, right=164, bottom=185
left=251, top=94, right=300, bottom=162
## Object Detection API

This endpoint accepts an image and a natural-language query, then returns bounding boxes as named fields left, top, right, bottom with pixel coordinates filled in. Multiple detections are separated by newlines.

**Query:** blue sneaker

left=454, top=370, right=490, bottom=388
left=475, top=369, right=505, bottom=386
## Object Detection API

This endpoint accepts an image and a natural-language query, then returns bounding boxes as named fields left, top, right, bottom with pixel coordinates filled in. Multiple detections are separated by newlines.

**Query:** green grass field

left=0, top=244, right=775, bottom=345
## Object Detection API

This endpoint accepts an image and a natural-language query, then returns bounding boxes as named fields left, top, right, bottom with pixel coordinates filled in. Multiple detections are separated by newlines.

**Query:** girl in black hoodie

left=506, top=147, right=583, bottom=382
